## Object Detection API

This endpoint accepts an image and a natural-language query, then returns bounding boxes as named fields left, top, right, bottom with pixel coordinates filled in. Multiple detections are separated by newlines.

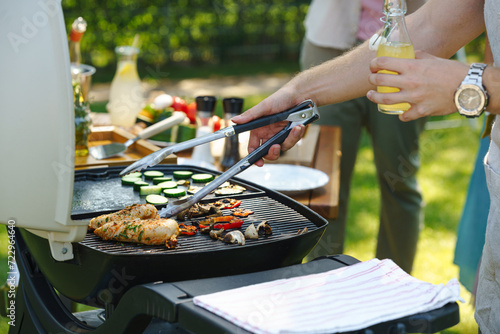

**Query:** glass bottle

left=377, top=0, right=415, bottom=114
left=107, top=46, right=144, bottom=128
left=73, top=81, right=92, bottom=157
left=69, top=17, right=87, bottom=66
left=191, top=96, right=216, bottom=164
left=220, top=97, right=243, bottom=171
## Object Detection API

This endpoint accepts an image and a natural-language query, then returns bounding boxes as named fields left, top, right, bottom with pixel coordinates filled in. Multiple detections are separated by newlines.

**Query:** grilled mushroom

left=257, top=221, right=273, bottom=236
left=223, top=230, right=246, bottom=245
left=209, top=228, right=224, bottom=240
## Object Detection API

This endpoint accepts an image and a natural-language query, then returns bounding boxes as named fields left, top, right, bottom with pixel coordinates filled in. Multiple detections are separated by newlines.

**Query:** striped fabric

left=193, top=258, right=462, bottom=334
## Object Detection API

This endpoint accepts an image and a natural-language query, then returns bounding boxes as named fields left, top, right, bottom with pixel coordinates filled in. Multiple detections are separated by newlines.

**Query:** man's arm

left=232, top=0, right=486, bottom=163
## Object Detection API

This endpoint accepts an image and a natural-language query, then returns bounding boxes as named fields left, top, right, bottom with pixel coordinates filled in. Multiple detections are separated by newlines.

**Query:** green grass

left=0, top=106, right=482, bottom=333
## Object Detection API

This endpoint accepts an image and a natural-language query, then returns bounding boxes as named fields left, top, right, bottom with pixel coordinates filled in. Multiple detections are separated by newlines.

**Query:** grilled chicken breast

left=94, top=219, right=180, bottom=248
left=88, top=204, right=159, bottom=231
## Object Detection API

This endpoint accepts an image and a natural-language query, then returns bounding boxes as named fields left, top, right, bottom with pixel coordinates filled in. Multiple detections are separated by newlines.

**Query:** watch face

left=458, top=88, right=482, bottom=110
left=455, top=84, right=487, bottom=116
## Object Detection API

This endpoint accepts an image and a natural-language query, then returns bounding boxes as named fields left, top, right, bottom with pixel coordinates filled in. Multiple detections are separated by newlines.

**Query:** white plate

left=237, top=164, right=329, bottom=195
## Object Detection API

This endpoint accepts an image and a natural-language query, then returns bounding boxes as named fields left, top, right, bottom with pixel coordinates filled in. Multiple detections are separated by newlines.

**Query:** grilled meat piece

left=88, top=204, right=159, bottom=231
left=94, top=219, right=179, bottom=249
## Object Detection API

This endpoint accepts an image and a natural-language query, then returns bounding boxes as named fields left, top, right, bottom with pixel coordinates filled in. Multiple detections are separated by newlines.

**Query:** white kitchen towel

left=193, top=258, right=462, bottom=334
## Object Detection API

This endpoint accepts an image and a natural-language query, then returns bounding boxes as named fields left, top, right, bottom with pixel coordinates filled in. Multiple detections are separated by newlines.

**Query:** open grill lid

left=0, top=1, right=88, bottom=261
left=20, top=165, right=328, bottom=308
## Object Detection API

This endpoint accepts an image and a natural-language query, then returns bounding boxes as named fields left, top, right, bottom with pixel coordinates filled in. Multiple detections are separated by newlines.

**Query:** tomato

left=171, top=96, right=188, bottom=113
left=186, top=102, right=197, bottom=124
left=212, top=115, right=221, bottom=132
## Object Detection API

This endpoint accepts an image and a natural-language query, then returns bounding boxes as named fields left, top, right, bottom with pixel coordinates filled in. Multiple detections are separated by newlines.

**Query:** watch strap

left=461, top=63, right=487, bottom=88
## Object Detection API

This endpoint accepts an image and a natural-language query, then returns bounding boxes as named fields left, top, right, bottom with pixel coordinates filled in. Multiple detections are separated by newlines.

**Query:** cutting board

left=75, top=126, right=177, bottom=169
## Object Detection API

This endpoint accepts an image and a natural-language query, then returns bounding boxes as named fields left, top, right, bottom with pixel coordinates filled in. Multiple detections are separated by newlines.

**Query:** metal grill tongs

left=119, top=99, right=319, bottom=218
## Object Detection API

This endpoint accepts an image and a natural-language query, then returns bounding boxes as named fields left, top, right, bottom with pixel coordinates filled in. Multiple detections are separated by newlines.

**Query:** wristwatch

left=454, top=63, right=489, bottom=118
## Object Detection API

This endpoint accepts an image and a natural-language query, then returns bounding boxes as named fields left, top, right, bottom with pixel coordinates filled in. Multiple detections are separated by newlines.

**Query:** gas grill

left=22, top=165, right=328, bottom=309
left=1, top=1, right=459, bottom=333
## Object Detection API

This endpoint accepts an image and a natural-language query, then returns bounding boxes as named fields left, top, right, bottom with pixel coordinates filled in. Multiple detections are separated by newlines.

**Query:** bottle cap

left=222, top=97, right=244, bottom=115
left=70, top=17, right=87, bottom=42
left=195, top=96, right=217, bottom=114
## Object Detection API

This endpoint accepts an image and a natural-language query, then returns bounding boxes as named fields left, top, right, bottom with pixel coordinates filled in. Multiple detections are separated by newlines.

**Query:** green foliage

left=62, top=1, right=310, bottom=73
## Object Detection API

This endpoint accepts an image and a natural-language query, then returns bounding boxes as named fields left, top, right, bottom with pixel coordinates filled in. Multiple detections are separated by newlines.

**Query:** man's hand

left=231, top=86, right=308, bottom=167
left=366, top=51, right=469, bottom=121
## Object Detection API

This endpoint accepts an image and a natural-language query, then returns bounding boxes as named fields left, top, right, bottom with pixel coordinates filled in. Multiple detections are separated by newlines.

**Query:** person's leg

left=300, top=39, right=364, bottom=260
left=367, top=102, right=426, bottom=273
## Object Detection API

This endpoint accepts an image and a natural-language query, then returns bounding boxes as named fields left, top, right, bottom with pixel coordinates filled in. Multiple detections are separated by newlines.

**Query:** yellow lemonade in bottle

left=376, top=42, right=415, bottom=114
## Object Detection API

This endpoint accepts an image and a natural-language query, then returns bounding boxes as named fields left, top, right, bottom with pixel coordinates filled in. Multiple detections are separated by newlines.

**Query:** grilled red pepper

left=199, top=216, right=244, bottom=230
left=232, top=208, right=253, bottom=217
left=179, top=223, right=197, bottom=236
left=212, top=198, right=241, bottom=210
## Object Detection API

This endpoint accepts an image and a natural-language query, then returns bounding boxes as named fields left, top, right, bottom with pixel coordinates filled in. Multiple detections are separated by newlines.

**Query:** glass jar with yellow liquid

left=107, top=46, right=145, bottom=127
left=377, top=0, right=414, bottom=115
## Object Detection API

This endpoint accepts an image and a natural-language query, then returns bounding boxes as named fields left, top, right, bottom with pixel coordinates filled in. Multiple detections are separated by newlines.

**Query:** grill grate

left=80, top=196, right=320, bottom=255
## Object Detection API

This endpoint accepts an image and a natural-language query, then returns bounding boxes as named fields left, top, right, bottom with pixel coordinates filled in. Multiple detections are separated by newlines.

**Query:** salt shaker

left=191, top=96, right=216, bottom=164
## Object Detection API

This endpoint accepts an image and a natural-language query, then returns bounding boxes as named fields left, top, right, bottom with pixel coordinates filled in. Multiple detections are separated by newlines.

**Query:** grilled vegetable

left=140, top=185, right=162, bottom=195
left=199, top=216, right=244, bottom=230
left=94, top=219, right=179, bottom=249
left=152, top=177, right=172, bottom=184
left=179, top=223, right=197, bottom=236
left=232, top=208, right=253, bottom=217
left=88, top=204, right=159, bottom=230
left=144, top=171, right=165, bottom=179
left=257, top=221, right=273, bottom=236
left=211, top=198, right=241, bottom=210
left=223, top=230, right=245, bottom=246
left=244, top=223, right=258, bottom=239
left=157, top=181, right=178, bottom=190
left=121, top=176, right=142, bottom=185
left=173, top=171, right=193, bottom=179
left=209, top=228, right=224, bottom=240
left=192, top=173, right=214, bottom=183
left=214, top=185, right=246, bottom=196
left=145, top=194, right=168, bottom=205
left=176, top=203, right=222, bottom=221
left=163, top=188, right=186, bottom=198
left=133, top=180, right=149, bottom=191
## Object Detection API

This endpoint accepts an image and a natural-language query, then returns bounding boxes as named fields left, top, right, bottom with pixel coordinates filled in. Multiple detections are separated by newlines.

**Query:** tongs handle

left=232, top=100, right=315, bottom=135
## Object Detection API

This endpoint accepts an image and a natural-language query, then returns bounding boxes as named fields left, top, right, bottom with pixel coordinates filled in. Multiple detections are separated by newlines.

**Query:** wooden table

left=288, top=125, right=341, bottom=220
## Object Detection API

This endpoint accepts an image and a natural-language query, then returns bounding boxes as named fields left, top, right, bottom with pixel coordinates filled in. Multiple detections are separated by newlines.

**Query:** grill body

left=21, top=165, right=328, bottom=307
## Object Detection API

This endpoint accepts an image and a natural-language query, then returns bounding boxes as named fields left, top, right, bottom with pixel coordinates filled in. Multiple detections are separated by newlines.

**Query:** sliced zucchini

left=152, top=176, right=173, bottom=184
left=163, top=188, right=186, bottom=198
left=173, top=171, right=193, bottom=180
left=192, top=173, right=214, bottom=183
left=139, top=185, right=162, bottom=195
left=157, top=181, right=178, bottom=190
left=133, top=180, right=150, bottom=191
left=144, top=171, right=164, bottom=179
left=214, top=185, right=245, bottom=196
left=127, top=172, right=142, bottom=178
left=121, top=176, right=142, bottom=185
left=145, top=194, right=168, bottom=205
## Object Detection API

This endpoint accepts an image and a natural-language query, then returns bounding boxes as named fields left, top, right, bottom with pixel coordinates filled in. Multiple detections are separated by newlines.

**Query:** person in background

left=232, top=0, right=500, bottom=331
left=300, top=0, right=426, bottom=274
